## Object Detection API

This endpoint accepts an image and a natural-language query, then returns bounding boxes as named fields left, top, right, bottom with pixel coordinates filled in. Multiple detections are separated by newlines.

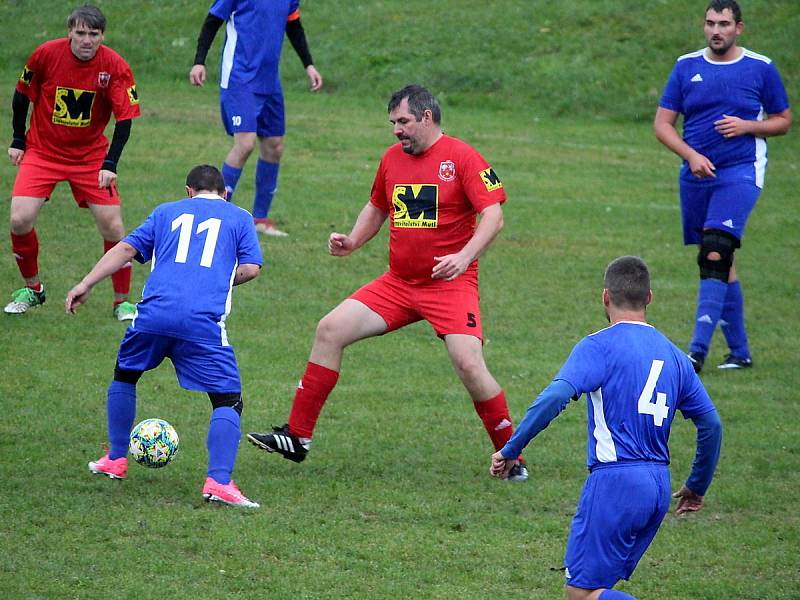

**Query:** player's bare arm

left=329, top=202, right=387, bottom=257
left=233, top=264, right=260, bottom=286
left=66, top=241, right=138, bottom=313
left=714, top=108, right=792, bottom=138
left=433, top=202, right=503, bottom=281
left=654, top=107, right=716, bottom=178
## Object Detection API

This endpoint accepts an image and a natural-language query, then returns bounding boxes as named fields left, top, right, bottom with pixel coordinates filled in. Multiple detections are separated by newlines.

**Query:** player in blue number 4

left=490, top=256, right=722, bottom=600
left=66, top=165, right=263, bottom=508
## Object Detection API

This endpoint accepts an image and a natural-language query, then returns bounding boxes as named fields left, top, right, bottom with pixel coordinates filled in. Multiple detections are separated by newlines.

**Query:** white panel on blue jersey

left=590, top=388, right=617, bottom=462
left=221, top=16, right=238, bottom=89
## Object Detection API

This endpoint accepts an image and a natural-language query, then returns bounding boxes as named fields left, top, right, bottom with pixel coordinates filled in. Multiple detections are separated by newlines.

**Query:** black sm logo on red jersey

left=391, top=184, right=438, bottom=229
left=52, top=86, right=95, bottom=127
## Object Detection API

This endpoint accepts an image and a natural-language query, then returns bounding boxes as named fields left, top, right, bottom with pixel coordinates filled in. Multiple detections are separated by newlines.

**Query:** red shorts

left=350, top=271, right=484, bottom=340
left=12, top=151, right=120, bottom=207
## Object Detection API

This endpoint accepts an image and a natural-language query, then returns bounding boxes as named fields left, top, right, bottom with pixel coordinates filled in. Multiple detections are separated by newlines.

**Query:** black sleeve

left=193, top=13, right=225, bottom=66
left=11, top=91, right=30, bottom=150
left=102, top=119, right=133, bottom=173
left=285, top=18, right=314, bottom=68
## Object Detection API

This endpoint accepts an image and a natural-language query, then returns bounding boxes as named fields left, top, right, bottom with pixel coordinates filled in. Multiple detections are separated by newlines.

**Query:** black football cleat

left=687, top=351, right=705, bottom=374
left=247, top=424, right=309, bottom=463
left=717, top=354, right=753, bottom=370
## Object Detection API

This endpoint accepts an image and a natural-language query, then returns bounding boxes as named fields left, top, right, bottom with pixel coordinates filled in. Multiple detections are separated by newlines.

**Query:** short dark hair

left=388, top=85, right=441, bottom=124
left=706, top=0, right=742, bottom=23
left=604, top=256, right=651, bottom=310
left=186, top=164, right=226, bottom=195
left=67, top=5, right=107, bottom=32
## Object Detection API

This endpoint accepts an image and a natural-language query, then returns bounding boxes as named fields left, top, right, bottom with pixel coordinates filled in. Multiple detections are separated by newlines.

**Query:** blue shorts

left=220, top=88, right=285, bottom=138
left=679, top=166, right=761, bottom=245
left=564, top=462, right=670, bottom=590
left=117, top=329, right=241, bottom=393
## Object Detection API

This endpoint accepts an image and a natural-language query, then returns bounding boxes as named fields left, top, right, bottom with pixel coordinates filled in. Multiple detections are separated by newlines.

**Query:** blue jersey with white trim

left=124, top=195, right=262, bottom=345
left=210, top=0, right=300, bottom=93
left=659, top=48, right=789, bottom=179
left=554, top=322, right=715, bottom=470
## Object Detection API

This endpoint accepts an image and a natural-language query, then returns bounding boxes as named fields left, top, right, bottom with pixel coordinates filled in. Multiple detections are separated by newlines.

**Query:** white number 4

left=637, top=359, right=669, bottom=427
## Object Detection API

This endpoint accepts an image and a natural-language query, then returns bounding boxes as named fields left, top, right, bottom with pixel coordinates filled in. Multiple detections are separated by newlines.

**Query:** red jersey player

left=247, top=84, right=527, bottom=481
left=6, top=4, right=141, bottom=319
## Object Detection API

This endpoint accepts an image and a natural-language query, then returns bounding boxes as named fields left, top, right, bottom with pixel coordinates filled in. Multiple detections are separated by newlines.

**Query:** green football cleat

left=4, top=285, right=46, bottom=314
left=113, top=301, right=137, bottom=321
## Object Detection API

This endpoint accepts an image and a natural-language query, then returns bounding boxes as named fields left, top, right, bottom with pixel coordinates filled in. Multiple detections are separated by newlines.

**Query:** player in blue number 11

left=490, top=256, right=723, bottom=600
left=66, top=165, right=263, bottom=508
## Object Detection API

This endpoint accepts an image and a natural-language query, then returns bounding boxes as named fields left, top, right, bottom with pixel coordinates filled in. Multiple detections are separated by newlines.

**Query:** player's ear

left=646, top=289, right=653, bottom=306
left=185, top=185, right=194, bottom=198
left=602, top=288, right=611, bottom=307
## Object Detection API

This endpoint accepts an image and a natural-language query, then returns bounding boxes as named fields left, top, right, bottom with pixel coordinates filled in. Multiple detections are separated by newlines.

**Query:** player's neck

left=705, top=44, right=742, bottom=63
left=607, top=309, right=647, bottom=325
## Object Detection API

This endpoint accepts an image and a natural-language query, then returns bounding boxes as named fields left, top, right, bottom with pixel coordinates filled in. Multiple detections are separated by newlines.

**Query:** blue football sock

left=689, top=278, right=728, bottom=356
left=720, top=280, right=750, bottom=359
left=253, top=158, right=279, bottom=219
left=207, top=407, right=241, bottom=485
left=221, top=162, right=243, bottom=204
left=107, top=380, right=137, bottom=459
left=599, top=590, right=638, bottom=600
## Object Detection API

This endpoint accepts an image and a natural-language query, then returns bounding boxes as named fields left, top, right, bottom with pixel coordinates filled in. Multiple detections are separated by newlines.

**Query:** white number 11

left=637, top=359, right=669, bottom=427
left=171, top=213, right=221, bottom=268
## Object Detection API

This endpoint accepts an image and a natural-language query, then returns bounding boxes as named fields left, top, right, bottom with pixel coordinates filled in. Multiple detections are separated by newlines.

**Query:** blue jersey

left=659, top=48, right=790, bottom=184
left=210, top=0, right=300, bottom=94
left=555, top=321, right=715, bottom=470
left=124, top=194, right=262, bottom=345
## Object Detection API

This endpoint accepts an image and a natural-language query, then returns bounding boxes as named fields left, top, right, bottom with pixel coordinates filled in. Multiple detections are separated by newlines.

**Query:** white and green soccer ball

left=129, top=418, right=179, bottom=468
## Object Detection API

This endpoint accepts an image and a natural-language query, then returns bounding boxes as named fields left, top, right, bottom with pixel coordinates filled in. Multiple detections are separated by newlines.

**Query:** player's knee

left=697, top=229, right=739, bottom=282
left=315, top=314, right=345, bottom=347
left=114, top=365, right=143, bottom=384
left=260, top=138, right=284, bottom=162
left=208, top=392, right=243, bottom=415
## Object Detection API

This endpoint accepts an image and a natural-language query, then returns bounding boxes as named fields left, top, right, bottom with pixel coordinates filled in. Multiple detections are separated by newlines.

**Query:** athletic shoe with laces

left=4, top=285, right=46, bottom=314
left=717, top=354, right=753, bottom=370
left=88, top=454, right=128, bottom=479
left=687, top=351, right=705, bottom=374
left=113, top=301, right=137, bottom=321
left=247, top=424, right=309, bottom=463
left=254, top=218, right=288, bottom=237
left=202, top=477, right=259, bottom=508
left=507, top=462, right=529, bottom=482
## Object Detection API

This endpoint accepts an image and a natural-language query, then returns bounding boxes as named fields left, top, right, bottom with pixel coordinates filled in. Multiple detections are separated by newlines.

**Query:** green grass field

left=0, top=1, right=798, bottom=598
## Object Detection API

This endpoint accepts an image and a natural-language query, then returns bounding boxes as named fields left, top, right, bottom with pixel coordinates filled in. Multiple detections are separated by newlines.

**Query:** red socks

left=288, top=362, right=340, bottom=439
left=104, top=239, right=132, bottom=300
left=474, top=390, right=518, bottom=454
left=11, top=229, right=39, bottom=279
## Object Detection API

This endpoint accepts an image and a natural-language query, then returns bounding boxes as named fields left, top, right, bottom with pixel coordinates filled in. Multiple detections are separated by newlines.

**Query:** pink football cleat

left=88, top=454, right=128, bottom=479
left=202, top=477, right=259, bottom=508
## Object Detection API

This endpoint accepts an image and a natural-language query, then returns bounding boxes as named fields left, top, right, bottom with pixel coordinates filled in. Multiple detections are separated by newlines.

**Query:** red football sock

left=474, top=390, right=520, bottom=456
left=104, top=239, right=132, bottom=301
left=287, top=362, right=340, bottom=439
left=11, top=229, right=39, bottom=279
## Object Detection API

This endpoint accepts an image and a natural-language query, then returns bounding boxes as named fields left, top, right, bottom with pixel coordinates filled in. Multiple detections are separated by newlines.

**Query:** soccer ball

left=129, top=418, right=179, bottom=468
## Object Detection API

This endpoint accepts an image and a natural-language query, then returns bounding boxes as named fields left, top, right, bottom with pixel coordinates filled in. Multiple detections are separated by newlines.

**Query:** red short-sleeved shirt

left=16, top=38, right=141, bottom=165
left=369, top=135, right=506, bottom=283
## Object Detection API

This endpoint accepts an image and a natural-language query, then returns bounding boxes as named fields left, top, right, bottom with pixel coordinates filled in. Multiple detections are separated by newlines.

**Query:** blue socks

left=720, top=280, right=750, bottom=359
left=690, top=278, right=728, bottom=356
left=221, top=162, right=243, bottom=203
left=207, top=407, right=241, bottom=485
left=253, top=158, right=279, bottom=219
left=107, top=380, right=137, bottom=460
left=599, top=590, right=638, bottom=599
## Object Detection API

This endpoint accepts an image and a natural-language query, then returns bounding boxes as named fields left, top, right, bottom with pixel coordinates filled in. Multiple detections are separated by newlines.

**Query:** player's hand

left=98, top=169, right=117, bottom=188
left=714, top=114, right=750, bottom=139
left=306, top=65, right=323, bottom=92
left=329, top=232, right=354, bottom=256
left=490, top=451, right=516, bottom=479
left=432, top=252, right=469, bottom=281
left=687, top=151, right=716, bottom=179
left=189, top=64, right=207, bottom=87
left=65, top=282, right=91, bottom=314
left=672, top=484, right=705, bottom=514
left=8, top=147, right=24, bottom=166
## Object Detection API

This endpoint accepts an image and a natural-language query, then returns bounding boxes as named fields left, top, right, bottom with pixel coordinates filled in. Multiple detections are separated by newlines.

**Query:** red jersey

left=16, top=38, right=141, bottom=165
left=370, top=135, right=506, bottom=283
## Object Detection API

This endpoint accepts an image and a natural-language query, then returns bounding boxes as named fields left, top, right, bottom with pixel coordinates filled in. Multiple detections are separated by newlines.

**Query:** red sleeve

left=287, top=9, right=301, bottom=21
left=369, top=154, right=389, bottom=211
left=108, top=54, right=141, bottom=121
left=459, top=145, right=506, bottom=212
left=15, top=45, right=43, bottom=103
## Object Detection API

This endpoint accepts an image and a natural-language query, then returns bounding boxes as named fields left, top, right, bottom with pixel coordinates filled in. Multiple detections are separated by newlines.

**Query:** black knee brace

left=208, top=392, right=243, bottom=415
left=114, top=363, right=143, bottom=384
left=697, top=229, right=740, bottom=282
